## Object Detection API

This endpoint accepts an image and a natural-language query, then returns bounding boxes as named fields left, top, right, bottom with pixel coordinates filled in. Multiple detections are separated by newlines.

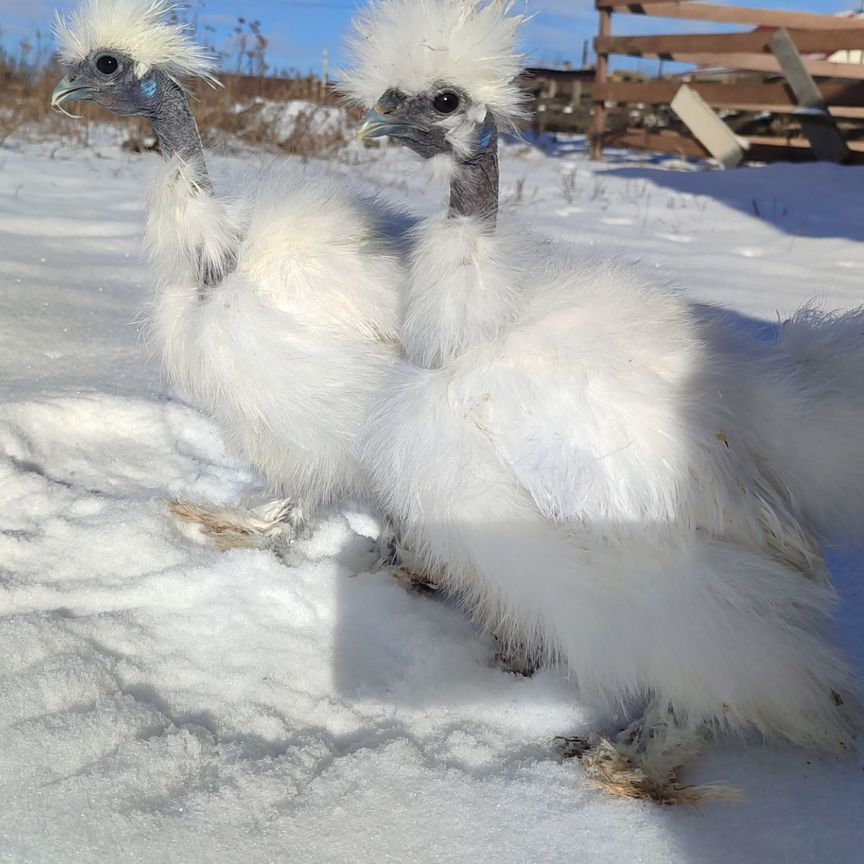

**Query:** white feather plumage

left=352, top=0, right=860, bottom=789
left=341, top=0, right=528, bottom=127
left=698, top=304, right=864, bottom=542
left=55, top=0, right=408, bottom=520
left=53, top=0, right=218, bottom=83
left=146, top=156, right=404, bottom=510
left=361, top=215, right=857, bottom=759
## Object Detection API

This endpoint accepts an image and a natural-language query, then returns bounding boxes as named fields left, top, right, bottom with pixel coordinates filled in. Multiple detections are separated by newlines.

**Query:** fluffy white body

left=53, top=0, right=407, bottom=521
left=697, top=306, right=864, bottom=542
left=360, top=215, right=857, bottom=754
left=147, top=157, right=403, bottom=508
left=347, top=4, right=861, bottom=780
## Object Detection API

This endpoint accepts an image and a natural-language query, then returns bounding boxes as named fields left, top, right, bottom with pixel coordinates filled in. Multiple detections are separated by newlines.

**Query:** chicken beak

left=51, top=77, right=94, bottom=117
left=357, top=107, right=417, bottom=142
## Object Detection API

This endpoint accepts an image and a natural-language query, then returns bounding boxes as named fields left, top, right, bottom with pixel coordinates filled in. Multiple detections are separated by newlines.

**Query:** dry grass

left=0, top=5, right=357, bottom=158
left=194, top=74, right=357, bottom=158
left=0, top=62, right=356, bottom=159
left=1, top=64, right=91, bottom=145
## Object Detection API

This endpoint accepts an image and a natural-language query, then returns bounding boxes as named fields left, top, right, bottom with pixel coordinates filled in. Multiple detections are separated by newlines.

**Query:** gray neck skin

left=142, top=72, right=239, bottom=287
left=144, top=72, right=211, bottom=192
left=449, top=121, right=499, bottom=224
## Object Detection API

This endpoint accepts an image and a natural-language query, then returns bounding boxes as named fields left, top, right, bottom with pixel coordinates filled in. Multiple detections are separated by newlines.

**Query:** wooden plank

left=770, top=29, right=840, bottom=104
left=769, top=28, right=850, bottom=162
left=597, top=2, right=864, bottom=31
left=592, top=7, right=612, bottom=160
left=816, top=105, right=864, bottom=119
left=597, top=30, right=864, bottom=57
left=597, top=0, right=697, bottom=6
left=607, top=128, right=711, bottom=158
left=733, top=104, right=864, bottom=118
left=595, top=82, right=864, bottom=117
left=747, top=135, right=864, bottom=152
left=624, top=52, right=864, bottom=80
left=595, top=80, right=864, bottom=109
left=607, top=127, right=864, bottom=162
left=670, top=84, right=745, bottom=166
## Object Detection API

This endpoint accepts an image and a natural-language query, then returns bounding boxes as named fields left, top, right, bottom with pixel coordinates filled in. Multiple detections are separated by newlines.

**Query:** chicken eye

left=432, top=91, right=460, bottom=115
left=96, top=55, right=119, bottom=75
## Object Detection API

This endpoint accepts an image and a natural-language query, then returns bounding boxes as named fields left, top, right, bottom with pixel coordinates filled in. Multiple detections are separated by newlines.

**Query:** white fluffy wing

left=451, top=259, right=716, bottom=528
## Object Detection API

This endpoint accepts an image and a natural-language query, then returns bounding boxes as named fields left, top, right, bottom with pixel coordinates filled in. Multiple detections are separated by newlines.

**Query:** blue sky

left=0, top=1, right=856, bottom=75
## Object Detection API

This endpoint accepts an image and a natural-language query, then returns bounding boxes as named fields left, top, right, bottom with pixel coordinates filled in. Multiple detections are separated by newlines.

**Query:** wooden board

left=607, top=126, right=864, bottom=162
left=597, top=30, right=864, bottom=57
left=596, top=2, right=864, bottom=30
left=593, top=6, right=613, bottom=160
left=607, top=128, right=711, bottom=158
left=614, top=52, right=864, bottom=80
left=593, top=81, right=864, bottom=116
left=670, top=84, right=745, bottom=166
left=746, top=134, right=864, bottom=153
left=594, top=80, right=864, bottom=108
left=769, top=28, right=850, bottom=162
left=598, top=0, right=699, bottom=6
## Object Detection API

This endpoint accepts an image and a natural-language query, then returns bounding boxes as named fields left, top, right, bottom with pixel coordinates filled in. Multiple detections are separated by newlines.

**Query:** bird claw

left=554, top=736, right=592, bottom=759
left=375, top=525, right=441, bottom=593
left=572, top=736, right=739, bottom=806
left=390, top=566, right=441, bottom=594
left=494, top=638, right=540, bottom=677
left=556, top=709, right=738, bottom=806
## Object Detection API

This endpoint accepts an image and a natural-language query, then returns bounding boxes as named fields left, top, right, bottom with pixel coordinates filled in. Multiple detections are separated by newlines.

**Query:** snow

left=231, top=98, right=349, bottom=143
left=1, top=135, right=863, bottom=863
left=264, top=99, right=348, bottom=139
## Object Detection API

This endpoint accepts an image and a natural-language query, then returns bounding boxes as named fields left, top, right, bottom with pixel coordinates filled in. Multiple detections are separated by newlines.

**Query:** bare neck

left=142, top=73, right=240, bottom=290
left=144, top=72, right=210, bottom=191
left=449, top=121, right=499, bottom=224
left=401, top=124, right=518, bottom=369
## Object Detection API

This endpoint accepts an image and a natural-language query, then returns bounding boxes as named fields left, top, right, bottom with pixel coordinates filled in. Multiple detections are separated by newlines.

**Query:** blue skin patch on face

left=140, top=78, right=158, bottom=99
left=477, top=125, right=494, bottom=149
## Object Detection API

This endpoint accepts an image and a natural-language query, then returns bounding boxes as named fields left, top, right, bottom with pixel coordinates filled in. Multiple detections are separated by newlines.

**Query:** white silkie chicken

left=695, top=303, right=864, bottom=546
left=51, top=0, right=405, bottom=545
left=345, top=0, right=860, bottom=802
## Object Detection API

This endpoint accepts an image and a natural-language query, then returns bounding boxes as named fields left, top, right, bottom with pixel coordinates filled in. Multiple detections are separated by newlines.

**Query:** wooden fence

left=592, top=1, right=864, bottom=164
left=522, top=66, right=595, bottom=134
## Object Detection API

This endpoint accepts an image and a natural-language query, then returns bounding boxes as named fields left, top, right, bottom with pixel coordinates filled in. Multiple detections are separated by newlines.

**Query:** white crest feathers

left=341, top=0, right=527, bottom=126
left=53, top=0, right=219, bottom=84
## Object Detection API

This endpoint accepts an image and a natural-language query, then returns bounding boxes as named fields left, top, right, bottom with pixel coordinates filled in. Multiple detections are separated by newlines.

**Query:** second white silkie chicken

left=52, top=0, right=406, bottom=546
left=345, top=0, right=859, bottom=802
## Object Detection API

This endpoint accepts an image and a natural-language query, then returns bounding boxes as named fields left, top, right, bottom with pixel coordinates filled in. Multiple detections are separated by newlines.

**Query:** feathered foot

left=376, top=523, right=442, bottom=594
left=493, top=635, right=540, bottom=677
left=377, top=527, right=541, bottom=675
left=390, top=566, right=442, bottom=594
left=169, top=498, right=300, bottom=551
left=558, top=710, right=740, bottom=806
left=566, top=737, right=737, bottom=806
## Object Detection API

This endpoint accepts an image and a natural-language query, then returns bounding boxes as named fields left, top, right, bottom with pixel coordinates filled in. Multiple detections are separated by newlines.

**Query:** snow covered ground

left=1, top=134, right=863, bottom=863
